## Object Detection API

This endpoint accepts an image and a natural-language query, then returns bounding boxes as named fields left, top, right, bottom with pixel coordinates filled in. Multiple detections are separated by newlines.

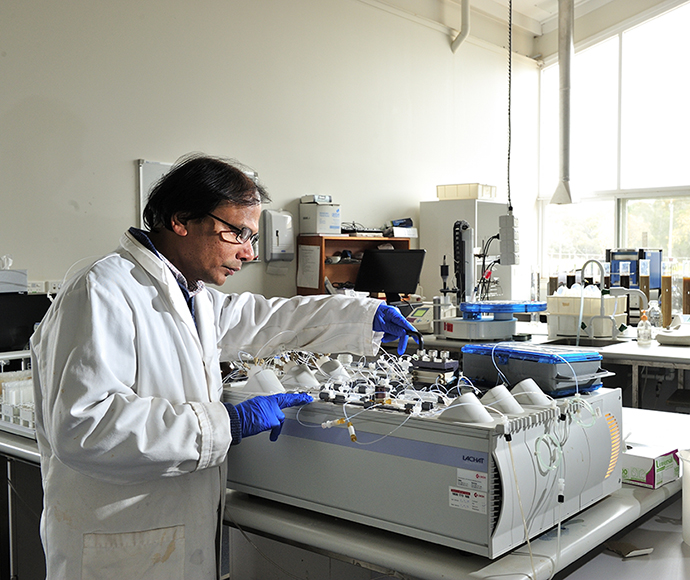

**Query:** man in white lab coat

left=30, top=154, right=417, bottom=579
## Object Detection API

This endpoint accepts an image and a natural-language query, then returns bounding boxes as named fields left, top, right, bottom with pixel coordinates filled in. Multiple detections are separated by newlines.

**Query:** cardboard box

left=383, top=227, right=418, bottom=238
left=436, top=183, right=496, bottom=200
left=299, top=204, right=341, bottom=234
left=301, top=194, right=333, bottom=204
left=621, top=444, right=679, bottom=489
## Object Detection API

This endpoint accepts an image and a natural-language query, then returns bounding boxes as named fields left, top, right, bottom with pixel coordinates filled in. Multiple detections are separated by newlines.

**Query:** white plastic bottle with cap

left=636, top=310, right=653, bottom=347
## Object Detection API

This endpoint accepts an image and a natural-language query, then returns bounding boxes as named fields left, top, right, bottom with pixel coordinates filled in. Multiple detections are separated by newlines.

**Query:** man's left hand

left=372, top=303, right=421, bottom=355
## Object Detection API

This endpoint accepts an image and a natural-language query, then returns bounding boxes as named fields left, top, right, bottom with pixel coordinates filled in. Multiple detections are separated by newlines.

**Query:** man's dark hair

left=143, top=153, right=271, bottom=232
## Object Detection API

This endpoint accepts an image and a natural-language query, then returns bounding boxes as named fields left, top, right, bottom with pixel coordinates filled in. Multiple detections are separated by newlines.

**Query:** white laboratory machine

left=419, top=199, right=525, bottom=302
left=224, top=352, right=622, bottom=559
left=443, top=300, right=546, bottom=341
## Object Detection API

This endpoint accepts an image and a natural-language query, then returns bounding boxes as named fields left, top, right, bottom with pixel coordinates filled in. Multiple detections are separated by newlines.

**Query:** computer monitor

left=354, top=249, right=426, bottom=304
left=0, top=293, right=51, bottom=353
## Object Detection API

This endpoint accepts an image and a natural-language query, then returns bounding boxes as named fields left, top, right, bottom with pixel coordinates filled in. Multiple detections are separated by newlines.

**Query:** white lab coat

left=30, top=230, right=382, bottom=580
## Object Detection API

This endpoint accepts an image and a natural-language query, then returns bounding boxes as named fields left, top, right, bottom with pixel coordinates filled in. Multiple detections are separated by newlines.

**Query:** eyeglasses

left=207, top=213, right=260, bottom=245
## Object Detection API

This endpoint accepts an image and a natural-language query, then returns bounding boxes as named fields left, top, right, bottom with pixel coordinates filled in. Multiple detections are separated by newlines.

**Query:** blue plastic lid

left=461, top=341, right=602, bottom=363
left=459, top=301, right=547, bottom=314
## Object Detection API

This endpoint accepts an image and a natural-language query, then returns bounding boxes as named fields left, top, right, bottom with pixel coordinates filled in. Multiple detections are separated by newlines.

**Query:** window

left=623, top=196, right=690, bottom=261
left=540, top=37, right=619, bottom=197
left=620, top=5, right=690, bottom=189
left=540, top=1, right=690, bottom=278
left=542, top=198, right=616, bottom=279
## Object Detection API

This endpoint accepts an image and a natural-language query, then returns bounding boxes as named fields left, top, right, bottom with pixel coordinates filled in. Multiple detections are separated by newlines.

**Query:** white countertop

left=223, top=408, right=690, bottom=580
left=598, top=340, right=690, bottom=365
left=421, top=323, right=690, bottom=368
left=1, top=405, right=687, bottom=580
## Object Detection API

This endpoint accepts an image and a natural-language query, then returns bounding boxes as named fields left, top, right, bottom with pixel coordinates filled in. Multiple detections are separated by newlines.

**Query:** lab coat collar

left=120, top=230, right=202, bottom=344
left=127, top=227, right=205, bottom=297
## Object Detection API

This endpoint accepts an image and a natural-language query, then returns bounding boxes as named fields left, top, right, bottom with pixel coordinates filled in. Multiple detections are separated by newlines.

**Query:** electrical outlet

left=47, top=280, right=63, bottom=294
left=27, top=281, right=47, bottom=294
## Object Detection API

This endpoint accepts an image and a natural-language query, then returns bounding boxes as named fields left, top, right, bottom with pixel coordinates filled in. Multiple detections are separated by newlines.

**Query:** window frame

left=538, top=0, right=690, bottom=273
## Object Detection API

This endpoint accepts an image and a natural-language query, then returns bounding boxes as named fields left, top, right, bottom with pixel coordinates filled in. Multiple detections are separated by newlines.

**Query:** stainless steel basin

left=544, top=337, right=625, bottom=348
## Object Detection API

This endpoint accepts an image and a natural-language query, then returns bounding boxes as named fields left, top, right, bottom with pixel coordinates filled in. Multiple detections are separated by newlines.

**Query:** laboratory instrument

left=443, top=300, right=546, bottom=341
left=461, top=341, right=612, bottom=396
left=606, top=248, right=662, bottom=293
left=0, top=351, right=35, bottom=438
left=406, top=301, right=454, bottom=334
left=224, top=347, right=622, bottom=559
left=419, top=199, right=518, bottom=302
left=427, top=216, right=543, bottom=340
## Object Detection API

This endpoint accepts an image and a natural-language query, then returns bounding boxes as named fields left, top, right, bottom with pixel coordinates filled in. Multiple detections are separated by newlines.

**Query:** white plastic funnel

left=440, top=392, right=493, bottom=423
left=482, top=384, right=524, bottom=415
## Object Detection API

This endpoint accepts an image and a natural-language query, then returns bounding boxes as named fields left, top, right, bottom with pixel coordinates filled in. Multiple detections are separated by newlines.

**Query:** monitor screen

left=0, top=293, right=51, bottom=352
left=354, top=249, right=426, bottom=298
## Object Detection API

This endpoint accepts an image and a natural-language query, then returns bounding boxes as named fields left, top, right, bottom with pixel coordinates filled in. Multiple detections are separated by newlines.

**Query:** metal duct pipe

left=551, top=0, right=576, bottom=204
left=451, top=0, right=470, bottom=53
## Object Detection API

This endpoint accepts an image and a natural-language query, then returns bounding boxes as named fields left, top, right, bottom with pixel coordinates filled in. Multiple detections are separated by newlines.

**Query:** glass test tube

left=604, top=262, right=611, bottom=289
left=673, top=260, right=683, bottom=314
left=548, top=274, right=559, bottom=296
left=619, top=261, right=630, bottom=289
left=684, top=261, right=690, bottom=315
left=639, top=259, right=650, bottom=301
left=661, top=260, right=673, bottom=327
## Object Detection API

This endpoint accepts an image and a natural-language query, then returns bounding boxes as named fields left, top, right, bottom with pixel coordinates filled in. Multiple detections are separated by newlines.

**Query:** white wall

left=0, top=0, right=539, bottom=299
left=1, top=1, right=539, bottom=577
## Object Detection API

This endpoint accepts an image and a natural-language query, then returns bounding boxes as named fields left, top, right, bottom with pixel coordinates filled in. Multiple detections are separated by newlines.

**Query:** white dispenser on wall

left=262, top=209, right=295, bottom=262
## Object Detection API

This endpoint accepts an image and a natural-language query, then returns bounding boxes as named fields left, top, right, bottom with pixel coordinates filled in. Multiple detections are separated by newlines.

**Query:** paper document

left=297, top=245, right=321, bottom=289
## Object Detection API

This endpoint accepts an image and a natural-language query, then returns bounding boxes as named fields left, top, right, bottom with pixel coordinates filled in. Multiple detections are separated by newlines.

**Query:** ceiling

left=471, top=0, right=615, bottom=36
left=506, top=0, right=568, bottom=22
left=501, top=0, right=607, bottom=22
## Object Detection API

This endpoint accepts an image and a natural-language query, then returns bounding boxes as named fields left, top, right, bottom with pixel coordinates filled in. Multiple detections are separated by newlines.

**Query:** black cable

left=478, top=234, right=500, bottom=299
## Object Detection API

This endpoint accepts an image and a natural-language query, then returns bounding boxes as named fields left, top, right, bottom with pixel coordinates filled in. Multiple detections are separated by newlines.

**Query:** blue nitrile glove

left=227, top=393, right=313, bottom=442
left=373, top=303, right=421, bottom=355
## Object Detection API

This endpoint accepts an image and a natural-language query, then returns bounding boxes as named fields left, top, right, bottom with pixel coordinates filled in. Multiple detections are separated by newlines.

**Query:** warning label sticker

left=457, top=468, right=488, bottom=492
left=449, top=487, right=487, bottom=514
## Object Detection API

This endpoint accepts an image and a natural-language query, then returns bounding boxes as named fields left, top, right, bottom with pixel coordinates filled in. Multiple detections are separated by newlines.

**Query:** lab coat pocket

left=82, top=525, right=185, bottom=580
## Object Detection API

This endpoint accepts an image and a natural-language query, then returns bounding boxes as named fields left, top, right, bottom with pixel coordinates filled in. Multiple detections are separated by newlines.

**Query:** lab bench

left=223, top=407, right=688, bottom=580
left=406, top=323, right=690, bottom=411
left=0, top=349, right=44, bottom=580
left=0, top=431, right=43, bottom=580
left=0, top=408, right=687, bottom=580
left=593, top=341, right=690, bottom=409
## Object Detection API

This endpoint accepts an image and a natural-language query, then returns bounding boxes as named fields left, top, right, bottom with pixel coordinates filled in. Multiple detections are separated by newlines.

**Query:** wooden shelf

left=296, top=235, right=410, bottom=295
